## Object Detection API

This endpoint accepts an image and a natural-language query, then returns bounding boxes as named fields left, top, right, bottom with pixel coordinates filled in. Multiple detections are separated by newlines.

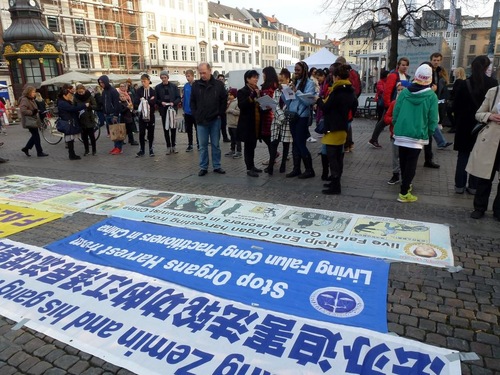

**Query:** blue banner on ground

left=46, top=217, right=390, bottom=332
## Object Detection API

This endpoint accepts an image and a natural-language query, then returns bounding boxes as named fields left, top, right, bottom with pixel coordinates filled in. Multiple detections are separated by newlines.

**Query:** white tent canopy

left=40, top=71, right=97, bottom=86
left=287, top=48, right=339, bottom=71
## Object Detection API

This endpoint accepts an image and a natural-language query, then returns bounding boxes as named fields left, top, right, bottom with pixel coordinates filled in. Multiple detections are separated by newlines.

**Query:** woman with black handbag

left=57, top=84, right=88, bottom=160
left=20, top=86, right=48, bottom=157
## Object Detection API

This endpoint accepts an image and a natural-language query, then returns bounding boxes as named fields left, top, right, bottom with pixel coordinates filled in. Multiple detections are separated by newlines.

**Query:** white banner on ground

left=86, top=190, right=454, bottom=268
left=0, top=239, right=460, bottom=374
left=0, top=175, right=133, bottom=215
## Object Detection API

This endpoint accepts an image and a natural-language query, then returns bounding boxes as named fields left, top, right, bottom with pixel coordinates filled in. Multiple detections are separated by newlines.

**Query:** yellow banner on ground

left=0, top=204, right=62, bottom=238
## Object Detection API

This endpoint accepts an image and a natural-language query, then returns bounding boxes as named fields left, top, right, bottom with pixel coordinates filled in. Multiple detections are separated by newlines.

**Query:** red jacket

left=260, top=86, right=275, bottom=137
left=383, top=71, right=410, bottom=108
left=384, top=99, right=396, bottom=138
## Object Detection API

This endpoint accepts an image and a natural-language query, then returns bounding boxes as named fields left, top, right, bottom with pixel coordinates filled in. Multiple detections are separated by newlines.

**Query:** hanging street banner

left=46, top=217, right=390, bottom=333
left=0, top=175, right=133, bottom=215
left=85, top=190, right=454, bottom=268
left=0, top=204, right=62, bottom=238
left=0, top=239, right=461, bottom=375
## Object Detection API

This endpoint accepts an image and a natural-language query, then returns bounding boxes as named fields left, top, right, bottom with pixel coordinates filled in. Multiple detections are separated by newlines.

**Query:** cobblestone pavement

left=0, top=117, right=498, bottom=374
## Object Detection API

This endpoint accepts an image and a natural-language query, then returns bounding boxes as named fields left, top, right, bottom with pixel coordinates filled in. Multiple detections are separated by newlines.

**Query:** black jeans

left=370, top=111, right=387, bottom=142
left=424, top=137, right=433, bottom=163
left=139, top=120, right=154, bottom=152
left=228, top=127, right=241, bottom=152
left=326, top=144, right=344, bottom=178
left=81, top=127, right=96, bottom=153
left=244, top=137, right=257, bottom=170
left=184, top=114, right=198, bottom=147
left=473, top=145, right=500, bottom=214
left=399, top=146, right=421, bottom=195
left=220, top=113, right=229, bottom=140
left=25, top=128, right=43, bottom=154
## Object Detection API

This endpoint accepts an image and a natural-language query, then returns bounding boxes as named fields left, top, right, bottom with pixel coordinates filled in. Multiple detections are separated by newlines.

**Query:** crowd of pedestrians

left=10, top=53, right=500, bottom=220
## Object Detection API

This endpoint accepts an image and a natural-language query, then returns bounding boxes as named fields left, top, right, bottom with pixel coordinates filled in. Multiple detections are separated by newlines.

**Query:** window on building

left=236, top=51, right=240, bottom=63
left=161, top=16, right=168, bottom=32
left=255, top=35, right=259, bottom=45
left=469, top=45, right=476, bottom=54
left=235, top=33, right=239, bottom=43
left=249, top=52, right=252, bottom=64
left=169, top=0, right=175, bottom=8
left=221, top=50, right=225, bottom=62
left=150, top=42, right=157, bottom=60
left=23, top=59, right=42, bottom=83
left=172, top=45, right=179, bottom=60
left=78, top=53, right=90, bottom=69
left=118, top=55, right=126, bottom=68
left=115, top=24, right=122, bottom=38
left=227, top=31, right=231, bottom=42
left=47, top=16, right=59, bottom=32
left=178, top=0, right=184, bottom=11
left=162, top=44, right=169, bottom=60
left=181, top=45, right=187, bottom=60
left=242, top=51, right=246, bottom=64
left=129, top=26, right=137, bottom=40
left=187, top=0, right=193, bottom=12
left=126, top=1, right=134, bottom=11
left=373, top=44, right=377, bottom=51
left=171, top=18, right=177, bottom=33
left=75, top=19, right=85, bottom=34
left=212, top=28, right=217, bottom=40
left=228, top=51, right=232, bottom=63
left=180, top=19, right=186, bottom=34
left=213, top=48, right=218, bottom=63
left=348, top=50, right=353, bottom=56
left=199, top=23, right=205, bottom=37
left=102, top=56, right=110, bottom=69
left=200, top=46, right=206, bottom=61
left=132, top=54, right=141, bottom=70
left=356, top=40, right=361, bottom=45
left=220, top=30, right=224, bottom=40
left=190, top=46, right=196, bottom=60
left=255, top=51, right=259, bottom=65
left=146, top=13, right=155, bottom=31
left=471, top=33, right=477, bottom=40
left=100, top=23, right=107, bottom=36
left=242, top=34, right=245, bottom=44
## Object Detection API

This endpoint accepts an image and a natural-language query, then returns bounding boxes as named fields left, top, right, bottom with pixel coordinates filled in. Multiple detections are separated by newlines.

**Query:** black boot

left=280, top=142, right=290, bottom=173
left=298, top=155, right=315, bottom=179
left=321, top=154, right=330, bottom=181
left=68, top=141, right=81, bottom=160
left=286, top=155, right=301, bottom=178
left=322, top=177, right=341, bottom=195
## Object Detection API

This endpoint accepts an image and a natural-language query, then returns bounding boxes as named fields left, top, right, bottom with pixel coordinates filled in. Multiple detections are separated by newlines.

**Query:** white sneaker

left=307, top=137, right=317, bottom=143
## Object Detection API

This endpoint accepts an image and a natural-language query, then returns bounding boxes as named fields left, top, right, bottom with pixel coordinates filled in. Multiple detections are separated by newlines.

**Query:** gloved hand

left=32, top=108, right=38, bottom=115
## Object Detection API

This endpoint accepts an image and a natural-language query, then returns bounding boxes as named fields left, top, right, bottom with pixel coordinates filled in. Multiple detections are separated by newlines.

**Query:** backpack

left=349, top=69, right=361, bottom=97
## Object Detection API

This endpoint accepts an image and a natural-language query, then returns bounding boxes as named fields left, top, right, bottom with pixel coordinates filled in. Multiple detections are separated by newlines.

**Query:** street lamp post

left=488, top=0, right=500, bottom=59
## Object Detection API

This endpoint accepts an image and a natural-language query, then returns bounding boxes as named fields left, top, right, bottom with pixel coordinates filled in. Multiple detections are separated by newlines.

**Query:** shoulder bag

left=56, top=118, right=80, bottom=135
left=23, top=115, right=40, bottom=129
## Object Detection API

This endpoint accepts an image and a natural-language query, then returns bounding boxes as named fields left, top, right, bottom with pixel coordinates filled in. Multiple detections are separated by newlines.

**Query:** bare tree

left=322, top=0, right=458, bottom=69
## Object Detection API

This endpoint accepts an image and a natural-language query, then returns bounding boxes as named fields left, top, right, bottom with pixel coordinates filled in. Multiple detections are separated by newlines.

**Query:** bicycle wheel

left=41, top=118, right=63, bottom=145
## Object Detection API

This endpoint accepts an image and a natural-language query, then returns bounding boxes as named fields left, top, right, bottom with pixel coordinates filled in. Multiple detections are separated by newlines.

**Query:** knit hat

left=413, top=64, right=432, bottom=86
left=160, top=70, right=169, bottom=77
left=228, top=88, right=237, bottom=97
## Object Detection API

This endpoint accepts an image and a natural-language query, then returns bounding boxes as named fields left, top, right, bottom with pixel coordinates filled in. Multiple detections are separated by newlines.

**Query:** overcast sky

left=219, top=0, right=498, bottom=40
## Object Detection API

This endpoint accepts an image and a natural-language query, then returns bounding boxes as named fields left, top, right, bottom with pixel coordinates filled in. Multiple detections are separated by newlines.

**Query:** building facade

left=297, top=31, right=322, bottom=61
left=140, top=0, right=208, bottom=77
left=243, top=8, right=277, bottom=69
left=459, top=16, right=497, bottom=71
left=208, top=2, right=261, bottom=75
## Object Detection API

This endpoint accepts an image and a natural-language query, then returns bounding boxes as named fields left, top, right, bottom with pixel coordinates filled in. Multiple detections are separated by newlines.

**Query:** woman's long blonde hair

left=454, top=67, right=466, bottom=81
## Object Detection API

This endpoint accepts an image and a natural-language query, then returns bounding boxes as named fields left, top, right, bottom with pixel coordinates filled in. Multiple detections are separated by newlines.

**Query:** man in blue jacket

left=97, top=75, right=121, bottom=154
left=190, top=62, right=227, bottom=176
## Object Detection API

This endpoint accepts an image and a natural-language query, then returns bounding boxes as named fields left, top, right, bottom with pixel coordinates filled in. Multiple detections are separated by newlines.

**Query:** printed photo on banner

left=0, top=239, right=462, bottom=375
left=276, top=209, right=352, bottom=232
left=166, top=195, right=226, bottom=214
left=0, top=204, right=62, bottom=237
left=351, top=218, right=431, bottom=242
left=212, top=200, right=288, bottom=222
left=46, top=217, right=390, bottom=332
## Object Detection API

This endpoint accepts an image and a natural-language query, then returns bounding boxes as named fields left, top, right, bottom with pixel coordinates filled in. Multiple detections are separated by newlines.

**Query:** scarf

left=332, top=79, right=352, bottom=91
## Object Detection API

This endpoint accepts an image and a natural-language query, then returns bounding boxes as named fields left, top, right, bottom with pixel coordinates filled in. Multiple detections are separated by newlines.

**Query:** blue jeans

left=105, top=115, right=123, bottom=150
left=433, top=127, right=447, bottom=147
left=455, top=151, right=477, bottom=189
left=290, top=116, right=311, bottom=158
left=197, top=118, right=221, bottom=170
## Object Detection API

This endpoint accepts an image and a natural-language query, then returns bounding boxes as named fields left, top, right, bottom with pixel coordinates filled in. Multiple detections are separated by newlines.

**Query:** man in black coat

left=190, top=63, right=228, bottom=176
